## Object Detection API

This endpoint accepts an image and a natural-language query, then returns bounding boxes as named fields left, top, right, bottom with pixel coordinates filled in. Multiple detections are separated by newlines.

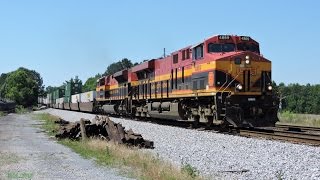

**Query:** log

left=117, top=123, right=125, bottom=141
left=54, top=118, right=69, bottom=125
left=107, top=119, right=122, bottom=144
left=80, top=118, right=87, bottom=140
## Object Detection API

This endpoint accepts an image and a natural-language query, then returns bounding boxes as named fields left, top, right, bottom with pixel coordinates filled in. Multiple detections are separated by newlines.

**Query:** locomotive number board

left=240, top=36, right=250, bottom=41
left=218, top=35, right=230, bottom=40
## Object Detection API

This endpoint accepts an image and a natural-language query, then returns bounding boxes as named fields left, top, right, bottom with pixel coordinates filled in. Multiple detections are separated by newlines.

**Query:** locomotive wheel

left=191, top=115, right=200, bottom=128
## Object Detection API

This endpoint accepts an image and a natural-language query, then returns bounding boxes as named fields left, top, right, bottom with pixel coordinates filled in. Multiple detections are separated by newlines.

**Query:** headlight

left=267, top=85, right=272, bottom=91
left=245, top=55, right=250, bottom=64
left=236, top=84, right=243, bottom=90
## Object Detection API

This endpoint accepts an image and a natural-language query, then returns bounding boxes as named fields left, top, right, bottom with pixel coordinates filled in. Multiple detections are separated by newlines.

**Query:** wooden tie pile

left=55, top=116, right=154, bottom=149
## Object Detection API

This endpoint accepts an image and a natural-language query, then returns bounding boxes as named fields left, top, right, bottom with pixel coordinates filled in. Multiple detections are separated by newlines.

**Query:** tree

left=83, top=74, right=101, bottom=92
left=103, top=58, right=133, bottom=76
left=1, top=68, right=42, bottom=107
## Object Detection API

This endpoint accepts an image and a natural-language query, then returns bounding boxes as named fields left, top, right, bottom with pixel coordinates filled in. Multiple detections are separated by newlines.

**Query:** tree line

left=275, top=82, right=320, bottom=114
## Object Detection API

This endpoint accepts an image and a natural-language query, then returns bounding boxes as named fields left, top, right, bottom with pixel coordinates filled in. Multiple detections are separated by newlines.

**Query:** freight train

left=40, top=35, right=279, bottom=128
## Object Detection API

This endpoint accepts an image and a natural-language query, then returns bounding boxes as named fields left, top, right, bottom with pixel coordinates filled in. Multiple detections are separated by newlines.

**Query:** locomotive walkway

left=0, top=114, right=132, bottom=180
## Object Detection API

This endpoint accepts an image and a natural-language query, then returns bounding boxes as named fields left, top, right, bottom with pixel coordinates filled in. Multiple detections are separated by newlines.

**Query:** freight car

left=0, top=98, right=16, bottom=113
left=47, top=35, right=279, bottom=128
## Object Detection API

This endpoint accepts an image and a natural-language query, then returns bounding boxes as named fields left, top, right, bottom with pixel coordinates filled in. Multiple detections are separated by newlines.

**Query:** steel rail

left=240, top=128, right=320, bottom=146
left=275, top=124, right=320, bottom=132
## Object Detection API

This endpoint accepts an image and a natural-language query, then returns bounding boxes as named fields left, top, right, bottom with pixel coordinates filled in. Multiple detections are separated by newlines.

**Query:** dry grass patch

left=62, top=139, right=202, bottom=180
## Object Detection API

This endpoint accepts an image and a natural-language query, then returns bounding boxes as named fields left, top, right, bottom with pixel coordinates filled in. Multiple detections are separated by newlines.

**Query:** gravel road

left=0, top=113, right=133, bottom=180
left=43, top=108, right=320, bottom=180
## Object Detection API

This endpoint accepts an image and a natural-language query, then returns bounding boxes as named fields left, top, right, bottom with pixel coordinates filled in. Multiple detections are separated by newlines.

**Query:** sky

left=0, top=0, right=319, bottom=87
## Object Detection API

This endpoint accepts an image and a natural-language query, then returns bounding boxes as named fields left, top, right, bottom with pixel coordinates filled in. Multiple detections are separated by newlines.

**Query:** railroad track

left=275, top=124, right=320, bottom=132
left=240, top=128, right=320, bottom=146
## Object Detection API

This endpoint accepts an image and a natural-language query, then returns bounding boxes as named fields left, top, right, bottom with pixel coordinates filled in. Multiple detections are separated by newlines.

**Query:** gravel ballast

left=43, top=109, right=320, bottom=180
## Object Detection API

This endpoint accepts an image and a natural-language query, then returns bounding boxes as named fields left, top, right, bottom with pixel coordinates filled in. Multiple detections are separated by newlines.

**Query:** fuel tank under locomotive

left=147, top=102, right=185, bottom=120
left=102, top=104, right=127, bottom=115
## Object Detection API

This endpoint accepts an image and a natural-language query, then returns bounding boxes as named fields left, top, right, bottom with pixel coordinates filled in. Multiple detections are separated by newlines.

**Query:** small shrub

left=275, top=170, right=284, bottom=180
left=15, top=105, right=28, bottom=114
left=182, top=163, right=199, bottom=178
left=0, top=111, right=5, bottom=117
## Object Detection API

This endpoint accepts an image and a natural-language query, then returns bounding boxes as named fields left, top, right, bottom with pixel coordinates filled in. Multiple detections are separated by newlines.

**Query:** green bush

left=181, top=163, right=199, bottom=178
left=15, top=105, right=28, bottom=114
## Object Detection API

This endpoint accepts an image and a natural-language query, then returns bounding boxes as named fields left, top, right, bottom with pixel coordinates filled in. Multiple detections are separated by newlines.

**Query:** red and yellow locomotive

left=96, top=35, right=278, bottom=127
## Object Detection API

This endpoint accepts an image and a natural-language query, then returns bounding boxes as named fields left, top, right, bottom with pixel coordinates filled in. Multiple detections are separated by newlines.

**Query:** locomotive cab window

left=192, top=44, right=203, bottom=60
left=208, top=43, right=235, bottom=53
left=99, top=78, right=105, bottom=86
left=173, top=54, right=178, bottom=64
left=237, top=43, right=260, bottom=53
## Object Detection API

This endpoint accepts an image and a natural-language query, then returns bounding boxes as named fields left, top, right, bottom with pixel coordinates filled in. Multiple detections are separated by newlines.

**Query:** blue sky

left=0, top=0, right=319, bottom=87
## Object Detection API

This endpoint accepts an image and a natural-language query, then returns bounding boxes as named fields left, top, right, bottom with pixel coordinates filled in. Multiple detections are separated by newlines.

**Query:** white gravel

left=43, top=108, right=320, bottom=180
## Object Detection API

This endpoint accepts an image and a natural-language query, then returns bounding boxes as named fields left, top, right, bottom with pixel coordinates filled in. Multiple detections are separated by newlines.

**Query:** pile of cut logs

left=55, top=116, right=154, bottom=149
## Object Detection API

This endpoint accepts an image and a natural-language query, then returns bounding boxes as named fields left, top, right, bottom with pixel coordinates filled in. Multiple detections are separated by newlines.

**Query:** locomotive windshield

left=237, top=43, right=260, bottom=53
left=208, top=42, right=260, bottom=54
left=208, top=43, right=235, bottom=53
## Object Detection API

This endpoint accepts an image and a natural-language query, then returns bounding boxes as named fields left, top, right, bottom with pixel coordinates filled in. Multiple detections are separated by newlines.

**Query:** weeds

left=275, top=170, right=284, bottom=180
left=15, top=105, right=28, bottom=114
left=33, top=113, right=60, bottom=136
left=182, top=162, right=199, bottom=178
left=0, top=111, right=5, bottom=117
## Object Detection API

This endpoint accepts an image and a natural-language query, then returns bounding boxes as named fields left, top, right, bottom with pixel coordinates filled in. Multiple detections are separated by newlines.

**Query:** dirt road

left=0, top=113, right=132, bottom=180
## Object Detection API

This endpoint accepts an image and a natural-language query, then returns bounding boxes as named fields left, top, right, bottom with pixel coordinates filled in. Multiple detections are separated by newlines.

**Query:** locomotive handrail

left=217, top=73, right=229, bottom=92
left=221, top=73, right=240, bottom=93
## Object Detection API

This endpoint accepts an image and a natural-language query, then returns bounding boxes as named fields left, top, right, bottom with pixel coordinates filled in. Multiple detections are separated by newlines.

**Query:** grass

left=181, top=163, right=200, bottom=178
left=0, top=111, right=6, bottom=117
left=278, top=111, right=320, bottom=127
left=33, top=113, right=60, bottom=136
left=34, top=113, right=202, bottom=180
left=15, top=105, right=28, bottom=114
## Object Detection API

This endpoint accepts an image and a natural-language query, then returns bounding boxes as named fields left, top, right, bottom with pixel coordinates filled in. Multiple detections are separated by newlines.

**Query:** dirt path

left=0, top=113, right=132, bottom=180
